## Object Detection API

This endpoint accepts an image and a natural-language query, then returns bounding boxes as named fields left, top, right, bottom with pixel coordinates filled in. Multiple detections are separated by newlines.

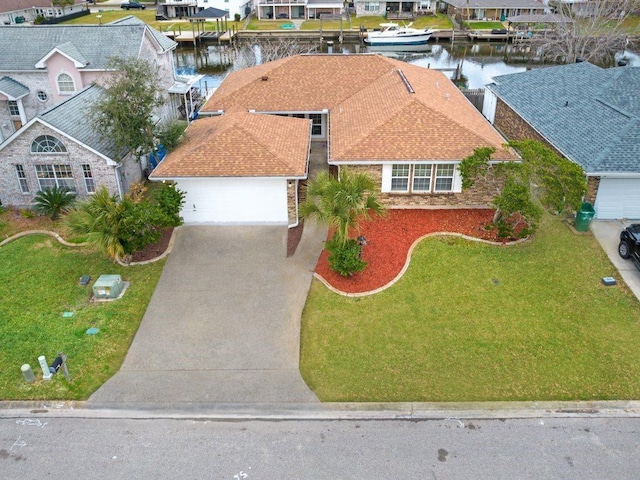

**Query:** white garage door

left=176, top=177, right=288, bottom=224
left=595, top=178, right=640, bottom=220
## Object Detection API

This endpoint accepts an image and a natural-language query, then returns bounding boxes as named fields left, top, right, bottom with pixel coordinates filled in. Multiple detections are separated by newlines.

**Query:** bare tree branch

left=531, top=0, right=639, bottom=64
left=230, top=39, right=320, bottom=70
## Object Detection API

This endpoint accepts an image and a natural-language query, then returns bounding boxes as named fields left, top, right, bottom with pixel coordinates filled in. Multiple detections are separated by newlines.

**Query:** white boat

left=365, top=22, right=436, bottom=46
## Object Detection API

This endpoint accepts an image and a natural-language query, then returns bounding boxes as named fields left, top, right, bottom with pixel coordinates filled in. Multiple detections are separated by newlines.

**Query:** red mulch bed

left=315, top=209, right=508, bottom=294
left=130, top=227, right=174, bottom=262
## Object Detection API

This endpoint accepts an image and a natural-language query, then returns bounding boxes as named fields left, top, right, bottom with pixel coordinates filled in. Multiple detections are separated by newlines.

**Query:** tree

left=91, top=57, right=165, bottom=162
left=32, top=186, right=75, bottom=220
left=52, top=0, right=74, bottom=15
left=459, top=140, right=586, bottom=237
left=531, top=0, right=639, bottom=65
left=300, top=168, right=386, bottom=246
left=231, top=39, right=319, bottom=70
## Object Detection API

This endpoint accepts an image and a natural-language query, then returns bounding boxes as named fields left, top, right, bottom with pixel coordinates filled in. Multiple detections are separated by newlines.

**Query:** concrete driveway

left=591, top=219, right=640, bottom=301
left=89, top=223, right=325, bottom=405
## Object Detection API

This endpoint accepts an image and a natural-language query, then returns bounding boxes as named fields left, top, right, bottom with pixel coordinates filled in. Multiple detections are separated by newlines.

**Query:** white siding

left=176, top=177, right=288, bottom=224
left=594, top=178, right=640, bottom=220
left=482, top=89, right=497, bottom=124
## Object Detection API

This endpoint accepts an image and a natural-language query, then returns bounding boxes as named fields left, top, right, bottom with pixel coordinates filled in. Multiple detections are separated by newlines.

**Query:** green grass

left=0, top=235, right=164, bottom=400
left=300, top=215, right=640, bottom=402
left=465, top=21, right=506, bottom=30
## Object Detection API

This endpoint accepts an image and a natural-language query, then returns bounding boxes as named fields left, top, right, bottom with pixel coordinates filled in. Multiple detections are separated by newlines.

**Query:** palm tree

left=32, top=186, right=76, bottom=220
left=65, top=186, right=130, bottom=259
left=300, top=168, right=386, bottom=246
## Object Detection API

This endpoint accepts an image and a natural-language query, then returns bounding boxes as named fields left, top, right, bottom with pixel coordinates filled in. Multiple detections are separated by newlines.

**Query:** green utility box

left=92, top=274, right=124, bottom=299
left=574, top=202, right=595, bottom=232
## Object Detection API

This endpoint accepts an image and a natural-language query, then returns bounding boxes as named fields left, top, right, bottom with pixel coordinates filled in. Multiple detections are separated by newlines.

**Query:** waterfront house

left=151, top=54, right=518, bottom=225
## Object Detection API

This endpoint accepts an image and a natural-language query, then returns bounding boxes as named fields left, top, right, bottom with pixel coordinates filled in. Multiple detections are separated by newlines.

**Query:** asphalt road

left=1, top=416, right=639, bottom=479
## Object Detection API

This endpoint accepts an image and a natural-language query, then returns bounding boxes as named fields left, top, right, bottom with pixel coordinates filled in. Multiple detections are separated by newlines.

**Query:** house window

left=31, top=135, right=67, bottom=153
left=37, top=91, right=48, bottom=102
left=383, top=163, right=461, bottom=194
left=391, top=164, right=410, bottom=191
left=8, top=100, right=20, bottom=117
left=434, top=164, right=455, bottom=192
left=82, top=164, right=95, bottom=193
left=15, top=164, right=29, bottom=193
left=35, top=164, right=75, bottom=191
left=57, top=73, right=75, bottom=94
left=309, top=114, right=322, bottom=135
left=364, top=2, right=380, bottom=11
left=412, top=164, right=431, bottom=192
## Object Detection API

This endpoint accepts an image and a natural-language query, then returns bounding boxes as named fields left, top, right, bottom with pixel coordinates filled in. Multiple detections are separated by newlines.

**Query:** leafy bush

left=153, top=182, right=185, bottom=227
left=157, top=120, right=188, bottom=151
left=326, top=238, right=367, bottom=277
left=33, top=186, right=76, bottom=220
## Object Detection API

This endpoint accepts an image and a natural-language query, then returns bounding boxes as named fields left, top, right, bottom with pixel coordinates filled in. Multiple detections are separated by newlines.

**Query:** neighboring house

left=0, top=0, right=88, bottom=25
left=539, top=0, right=594, bottom=17
left=483, top=62, right=640, bottom=220
left=0, top=17, right=183, bottom=143
left=354, top=0, right=435, bottom=18
left=151, top=54, right=518, bottom=225
left=439, top=0, right=547, bottom=22
left=256, top=0, right=343, bottom=20
left=0, top=85, right=144, bottom=209
left=157, top=0, right=251, bottom=19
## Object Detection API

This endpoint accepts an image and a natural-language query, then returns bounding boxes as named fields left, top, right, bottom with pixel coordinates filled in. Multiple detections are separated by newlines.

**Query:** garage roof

left=150, top=112, right=310, bottom=178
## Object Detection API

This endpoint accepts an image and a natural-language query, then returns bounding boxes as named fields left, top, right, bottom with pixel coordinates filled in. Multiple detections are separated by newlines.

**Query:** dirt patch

left=130, top=227, right=174, bottom=263
left=287, top=222, right=304, bottom=257
left=315, top=209, right=515, bottom=294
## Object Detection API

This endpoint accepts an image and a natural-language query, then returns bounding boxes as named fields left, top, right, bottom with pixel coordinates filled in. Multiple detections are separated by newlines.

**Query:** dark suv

left=121, top=2, right=146, bottom=9
left=618, top=224, right=640, bottom=271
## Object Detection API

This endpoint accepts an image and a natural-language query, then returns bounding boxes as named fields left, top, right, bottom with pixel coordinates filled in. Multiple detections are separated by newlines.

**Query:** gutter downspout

left=114, top=163, right=124, bottom=200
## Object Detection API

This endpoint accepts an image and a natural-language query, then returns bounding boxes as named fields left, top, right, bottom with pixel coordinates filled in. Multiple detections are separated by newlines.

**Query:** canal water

left=173, top=41, right=640, bottom=94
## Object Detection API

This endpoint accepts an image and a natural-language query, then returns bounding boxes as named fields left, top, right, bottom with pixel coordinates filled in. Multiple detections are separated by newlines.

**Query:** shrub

left=157, top=120, right=188, bottom=151
left=153, top=182, right=186, bottom=227
left=326, top=238, right=367, bottom=277
left=234, top=13, right=241, bottom=22
left=33, top=186, right=76, bottom=220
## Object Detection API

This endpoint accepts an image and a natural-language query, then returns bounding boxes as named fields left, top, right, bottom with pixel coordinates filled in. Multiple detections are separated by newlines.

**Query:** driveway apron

left=89, top=223, right=325, bottom=404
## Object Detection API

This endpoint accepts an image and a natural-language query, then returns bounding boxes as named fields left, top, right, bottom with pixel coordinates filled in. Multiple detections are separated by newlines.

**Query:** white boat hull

left=365, top=31, right=433, bottom=46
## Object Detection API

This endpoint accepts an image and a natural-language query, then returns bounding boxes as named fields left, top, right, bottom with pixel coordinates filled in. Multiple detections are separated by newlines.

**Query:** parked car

left=121, top=2, right=146, bottom=10
left=618, top=224, right=640, bottom=271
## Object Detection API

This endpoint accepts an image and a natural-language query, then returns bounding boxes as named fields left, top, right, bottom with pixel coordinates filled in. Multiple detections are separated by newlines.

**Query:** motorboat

left=364, top=22, right=436, bottom=46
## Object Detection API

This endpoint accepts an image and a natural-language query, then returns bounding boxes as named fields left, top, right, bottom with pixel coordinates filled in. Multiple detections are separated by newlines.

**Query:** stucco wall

left=346, top=164, right=500, bottom=208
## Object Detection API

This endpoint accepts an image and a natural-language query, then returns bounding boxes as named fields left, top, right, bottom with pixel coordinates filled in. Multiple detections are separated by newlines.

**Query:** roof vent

left=261, top=76, right=268, bottom=81
left=397, top=69, right=414, bottom=94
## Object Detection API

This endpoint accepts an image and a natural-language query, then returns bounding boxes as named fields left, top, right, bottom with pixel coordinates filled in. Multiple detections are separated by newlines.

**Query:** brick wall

left=0, top=122, right=140, bottom=208
left=346, top=164, right=501, bottom=208
left=585, top=176, right=599, bottom=205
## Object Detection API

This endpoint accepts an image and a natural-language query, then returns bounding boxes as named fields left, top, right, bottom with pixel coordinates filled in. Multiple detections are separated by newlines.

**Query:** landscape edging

left=314, top=231, right=528, bottom=297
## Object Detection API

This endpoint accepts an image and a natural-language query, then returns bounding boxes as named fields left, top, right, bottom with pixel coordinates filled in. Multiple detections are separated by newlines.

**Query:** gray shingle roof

left=0, top=76, right=29, bottom=99
left=107, top=15, right=177, bottom=52
left=0, top=21, right=176, bottom=72
left=54, top=41, right=89, bottom=67
left=443, top=0, right=544, bottom=8
left=192, top=7, right=228, bottom=18
left=488, top=62, right=640, bottom=174
left=39, top=84, right=123, bottom=160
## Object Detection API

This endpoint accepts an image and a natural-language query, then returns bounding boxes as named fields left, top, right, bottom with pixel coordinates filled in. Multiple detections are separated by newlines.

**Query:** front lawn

left=300, top=215, right=640, bottom=402
left=0, top=234, right=164, bottom=400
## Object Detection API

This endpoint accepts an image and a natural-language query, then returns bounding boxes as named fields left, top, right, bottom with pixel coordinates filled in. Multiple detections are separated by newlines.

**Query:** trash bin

left=574, top=202, right=595, bottom=232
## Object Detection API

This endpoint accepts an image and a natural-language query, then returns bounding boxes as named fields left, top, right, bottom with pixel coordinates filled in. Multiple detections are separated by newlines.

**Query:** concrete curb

left=314, top=231, right=528, bottom=297
left=0, top=229, right=89, bottom=248
left=1, top=400, right=639, bottom=420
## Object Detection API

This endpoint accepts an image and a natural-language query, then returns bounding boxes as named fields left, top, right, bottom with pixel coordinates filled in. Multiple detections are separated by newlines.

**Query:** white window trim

left=56, top=72, right=76, bottom=96
left=15, top=164, right=29, bottom=194
left=381, top=163, right=462, bottom=194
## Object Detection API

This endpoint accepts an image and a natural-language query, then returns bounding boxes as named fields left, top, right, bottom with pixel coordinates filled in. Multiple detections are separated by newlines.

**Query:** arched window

left=57, top=73, right=75, bottom=94
left=30, top=135, right=67, bottom=153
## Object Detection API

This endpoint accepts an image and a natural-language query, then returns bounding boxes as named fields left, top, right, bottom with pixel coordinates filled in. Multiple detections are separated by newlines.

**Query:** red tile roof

left=150, top=112, right=310, bottom=178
